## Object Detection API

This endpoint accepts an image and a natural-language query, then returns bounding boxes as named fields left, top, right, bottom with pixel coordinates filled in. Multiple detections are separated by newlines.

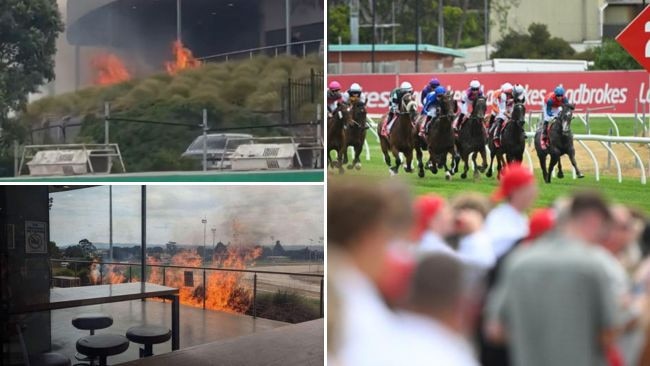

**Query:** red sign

left=616, top=6, right=650, bottom=73
left=329, top=71, right=649, bottom=115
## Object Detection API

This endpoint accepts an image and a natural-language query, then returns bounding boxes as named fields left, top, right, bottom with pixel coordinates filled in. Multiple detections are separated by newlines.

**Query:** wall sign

left=25, top=221, right=47, bottom=254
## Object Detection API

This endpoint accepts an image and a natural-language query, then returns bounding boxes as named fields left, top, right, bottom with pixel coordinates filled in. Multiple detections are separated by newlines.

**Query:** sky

left=49, top=185, right=323, bottom=247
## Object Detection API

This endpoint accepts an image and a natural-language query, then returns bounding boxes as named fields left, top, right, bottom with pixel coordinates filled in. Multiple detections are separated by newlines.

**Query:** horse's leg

left=538, top=152, right=549, bottom=183
left=404, top=149, right=414, bottom=173
left=568, top=147, right=584, bottom=178
left=390, top=146, right=401, bottom=175
left=486, top=148, right=496, bottom=178
left=547, top=154, right=560, bottom=184
left=416, top=145, right=425, bottom=178
left=352, top=144, right=363, bottom=170
left=478, top=147, right=488, bottom=173
left=557, top=157, right=564, bottom=179
left=443, top=151, right=453, bottom=180
left=471, top=151, right=480, bottom=179
left=428, top=149, right=438, bottom=174
left=337, top=147, right=345, bottom=174
left=461, top=151, right=470, bottom=179
left=327, top=148, right=332, bottom=169
left=380, top=138, right=391, bottom=166
left=496, top=153, right=504, bottom=179
left=343, top=147, right=349, bottom=166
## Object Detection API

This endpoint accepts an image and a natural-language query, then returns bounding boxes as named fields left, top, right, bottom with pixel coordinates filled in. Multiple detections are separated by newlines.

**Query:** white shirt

left=418, top=231, right=456, bottom=255
left=393, top=312, right=480, bottom=366
left=457, top=230, right=496, bottom=269
left=484, top=203, right=528, bottom=258
left=331, top=255, right=405, bottom=366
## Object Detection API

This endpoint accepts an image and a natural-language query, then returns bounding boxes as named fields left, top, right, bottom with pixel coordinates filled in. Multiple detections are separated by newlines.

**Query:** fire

left=165, top=41, right=201, bottom=75
left=91, top=53, right=131, bottom=85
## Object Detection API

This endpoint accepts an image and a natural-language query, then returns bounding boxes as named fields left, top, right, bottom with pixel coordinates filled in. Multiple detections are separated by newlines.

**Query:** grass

left=331, top=134, right=650, bottom=214
left=249, top=290, right=321, bottom=323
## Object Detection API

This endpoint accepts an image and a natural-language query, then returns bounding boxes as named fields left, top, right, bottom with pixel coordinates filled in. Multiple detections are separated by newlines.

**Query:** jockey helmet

left=469, top=80, right=481, bottom=90
left=434, top=86, right=446, bottom=95
left=328, top=81, right=341, bottom=91
left=513, top=84, right=525, bottom=100
left=400, top=81, right=413, bottom=92
left=349, top=83, right=362, bottom=92
left=554, top=86, right=565, bottom=96
left=429, top=78, right=440, bottom=88
left=501, top=82, right=513, bottom=94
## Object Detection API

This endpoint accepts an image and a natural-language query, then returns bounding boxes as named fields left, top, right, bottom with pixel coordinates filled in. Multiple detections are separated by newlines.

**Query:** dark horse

left=343, top=101, right=368, bottom=170
left=456, top=96, right=488, bottom=179
left=534, top=104, right=584, bottom=183
left=487, top=103, right=527, bottom=179
left=424, top=91, right=458, bottom=180
left=379, top=93, right=424, bottom=176
left=327, top=102, right=351, bottom=174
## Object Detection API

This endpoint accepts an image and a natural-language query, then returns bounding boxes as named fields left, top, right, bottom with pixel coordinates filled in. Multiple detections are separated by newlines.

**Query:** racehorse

left=379, top=92, right=423, bottom=176
left=327, top=102, right=352, bottom=174
left=343, top=101, right=367, bottom=170
left=487, top=102, right=526, bottom=179
left=425, top=91, right=458, bottom=180
left=455, top=96, right=488, bottom=179
left=534, top=103, right=584, bottom=183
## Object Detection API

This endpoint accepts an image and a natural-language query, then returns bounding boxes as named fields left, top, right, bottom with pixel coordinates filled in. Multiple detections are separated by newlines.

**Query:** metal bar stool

left=75, top=334, right=129, bottom=366
left=125, top=325, right=171, bottom=358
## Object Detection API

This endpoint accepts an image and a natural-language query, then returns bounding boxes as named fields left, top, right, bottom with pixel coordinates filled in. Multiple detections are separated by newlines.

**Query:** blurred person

left=477, top=207, right=555, bottom=366
left=635, top=220, right=650, bottom=365
left=453, top=79, right=485, bottom=133
left=420, top=77, right=441, bottom=105
left=327, top=81, right=343, bottom=116
left=412, top=194, right=455, bottom=255
left=450, top=193, right=495, bottom=269
left=395, top=254, right=479, bottom=366
left=484, top=163, right=537, bottom=259
left=485, top=191, right=616, bottom=366
left=327, top=178, right=414, bottom=366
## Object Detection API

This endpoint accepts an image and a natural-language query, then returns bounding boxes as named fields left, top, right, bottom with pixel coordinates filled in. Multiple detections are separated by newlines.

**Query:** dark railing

left=282, top=68, right=324, bottom=124
left=50, top=259, right=324, bottom=320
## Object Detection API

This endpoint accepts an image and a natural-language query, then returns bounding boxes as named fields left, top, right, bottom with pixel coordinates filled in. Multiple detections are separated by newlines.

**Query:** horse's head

left=472, top=97, right=487, bottom=118
left=400, top=92, right=418, bottom=118
left=512, top=102, right=526, bottom=127
left=557, top=103, right=575, bottom=135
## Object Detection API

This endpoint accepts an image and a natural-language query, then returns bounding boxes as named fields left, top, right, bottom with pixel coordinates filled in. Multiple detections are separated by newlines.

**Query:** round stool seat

left=126, top=325, right=171, bottom=345
left=29, top=352, right=71, bottom=366
left=76, top=334, right=129, bottom=358
left=71, top=313, right=113, bottom=331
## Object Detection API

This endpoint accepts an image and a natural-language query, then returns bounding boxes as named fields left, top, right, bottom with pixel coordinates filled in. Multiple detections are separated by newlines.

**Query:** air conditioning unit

left=230, top=143, right=298, bottom=171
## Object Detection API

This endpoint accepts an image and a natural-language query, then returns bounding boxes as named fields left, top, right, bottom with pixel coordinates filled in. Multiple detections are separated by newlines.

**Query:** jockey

left=342, top=83, right=366, bottom=105
left=453, top=79, right=484, bottom=132
left=327, top=81, right=343, bottom=116
left=420, top=86, right=447, bottom=137
left=386, top=81, right=414, bottom=132
left=513, top=84, right=527, bottom=104
left=490, top=82, right=516, bottom=146
left=420, top=77, right=441, bottom=105
left=542, top=85, right=570, bottom=142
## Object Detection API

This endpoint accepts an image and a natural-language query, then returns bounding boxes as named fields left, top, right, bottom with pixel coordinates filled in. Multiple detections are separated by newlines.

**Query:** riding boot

left=494, top=119, right=503, bottom=147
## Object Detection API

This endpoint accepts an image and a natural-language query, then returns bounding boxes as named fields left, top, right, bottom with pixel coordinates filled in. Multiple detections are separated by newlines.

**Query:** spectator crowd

left=328, top=164, right=650, bottom=366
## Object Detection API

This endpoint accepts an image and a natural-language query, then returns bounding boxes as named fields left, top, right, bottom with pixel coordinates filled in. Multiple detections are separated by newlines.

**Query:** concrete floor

left=50, top=300, right=287, bottom=365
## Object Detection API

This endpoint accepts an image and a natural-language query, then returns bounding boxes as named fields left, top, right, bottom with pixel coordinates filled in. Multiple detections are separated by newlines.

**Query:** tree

left=272, top=240, right=285, bottom=256
left=48, top=241, right=61, bottom=259
left=64, top=245, right=84, bottom=258
left=328, top=3, right=351, bottom=44
left=78, top=238, right=96, bottom=255
left=491, top=23, right=576, bottom=59
left=166, top=241, right=178, bottom=255
left=591, top=39, right=642, bottom=70
left=0, top=0, right=63, bottom=127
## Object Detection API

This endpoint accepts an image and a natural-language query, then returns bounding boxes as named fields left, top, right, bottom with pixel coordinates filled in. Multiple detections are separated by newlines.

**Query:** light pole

left=201, top=218, right=207, bottom=264
left=211, top=228, right=216, bottom=260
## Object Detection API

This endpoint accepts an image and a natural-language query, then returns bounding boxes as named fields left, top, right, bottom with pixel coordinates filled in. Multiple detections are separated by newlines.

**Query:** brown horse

left=456, top=96, right=488, bottom=179
left=343, top=101, right=368, bottom=170
left=425, top=92, right=458, bottom=180
left=327, top=102, right=352, bottom=174
left=379, top=93, right=423, bottom=176
left=486, top=103, right=527, bottom=179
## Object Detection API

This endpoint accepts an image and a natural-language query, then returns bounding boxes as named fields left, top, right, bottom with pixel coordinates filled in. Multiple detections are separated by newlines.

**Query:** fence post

left=203, top=269, right=206, bottom=310
left=74, top=262, right=78, bottom=281
left=287, top=78, right=293, bottom=124
left=636, top=98, right=639, bottom=136
left=99, top=265, right=103, bottom=285
left=163, top=267, right=166, bottom=286
left=607, top=128, right=612, bottom=169
left=129, top=265, right=132, bottom=283
left=253, top=274, right=257, bottom=319
left=319, top=277, right=324, bottom=318
left=310, top=69, right=315, bottom=104
left=585, top=109, right=591, bottom=134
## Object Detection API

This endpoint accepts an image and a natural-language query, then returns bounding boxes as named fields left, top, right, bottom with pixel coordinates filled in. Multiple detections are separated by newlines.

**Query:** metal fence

left=201, top=39, right=323, bottom=63
left=50, top=259, right=324, bottom=322
left=282, top=68, right=324, bottom=124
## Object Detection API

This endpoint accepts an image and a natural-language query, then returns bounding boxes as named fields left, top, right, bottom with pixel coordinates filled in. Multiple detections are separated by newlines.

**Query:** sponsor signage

left=330, top=71, right=649, bottom=114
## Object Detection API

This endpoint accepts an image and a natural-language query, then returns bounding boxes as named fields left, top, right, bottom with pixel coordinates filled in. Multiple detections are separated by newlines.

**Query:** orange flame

left=91, top=53, right=131, bottom=85
left=165, top=41, right=201, bottom=75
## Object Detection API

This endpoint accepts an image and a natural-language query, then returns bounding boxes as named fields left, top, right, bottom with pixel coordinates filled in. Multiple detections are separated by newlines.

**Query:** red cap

left=491, top=163, right=535, bottom=201
left=377, top=248, right=416, bottom=304
left=412, top=194, right=445, bottom=240
left=526, top=208, right=556, bottom=242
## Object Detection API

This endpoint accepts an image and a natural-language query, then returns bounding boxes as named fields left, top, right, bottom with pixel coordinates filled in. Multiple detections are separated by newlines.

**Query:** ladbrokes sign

left=331, top=71, right=648, bottom=115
